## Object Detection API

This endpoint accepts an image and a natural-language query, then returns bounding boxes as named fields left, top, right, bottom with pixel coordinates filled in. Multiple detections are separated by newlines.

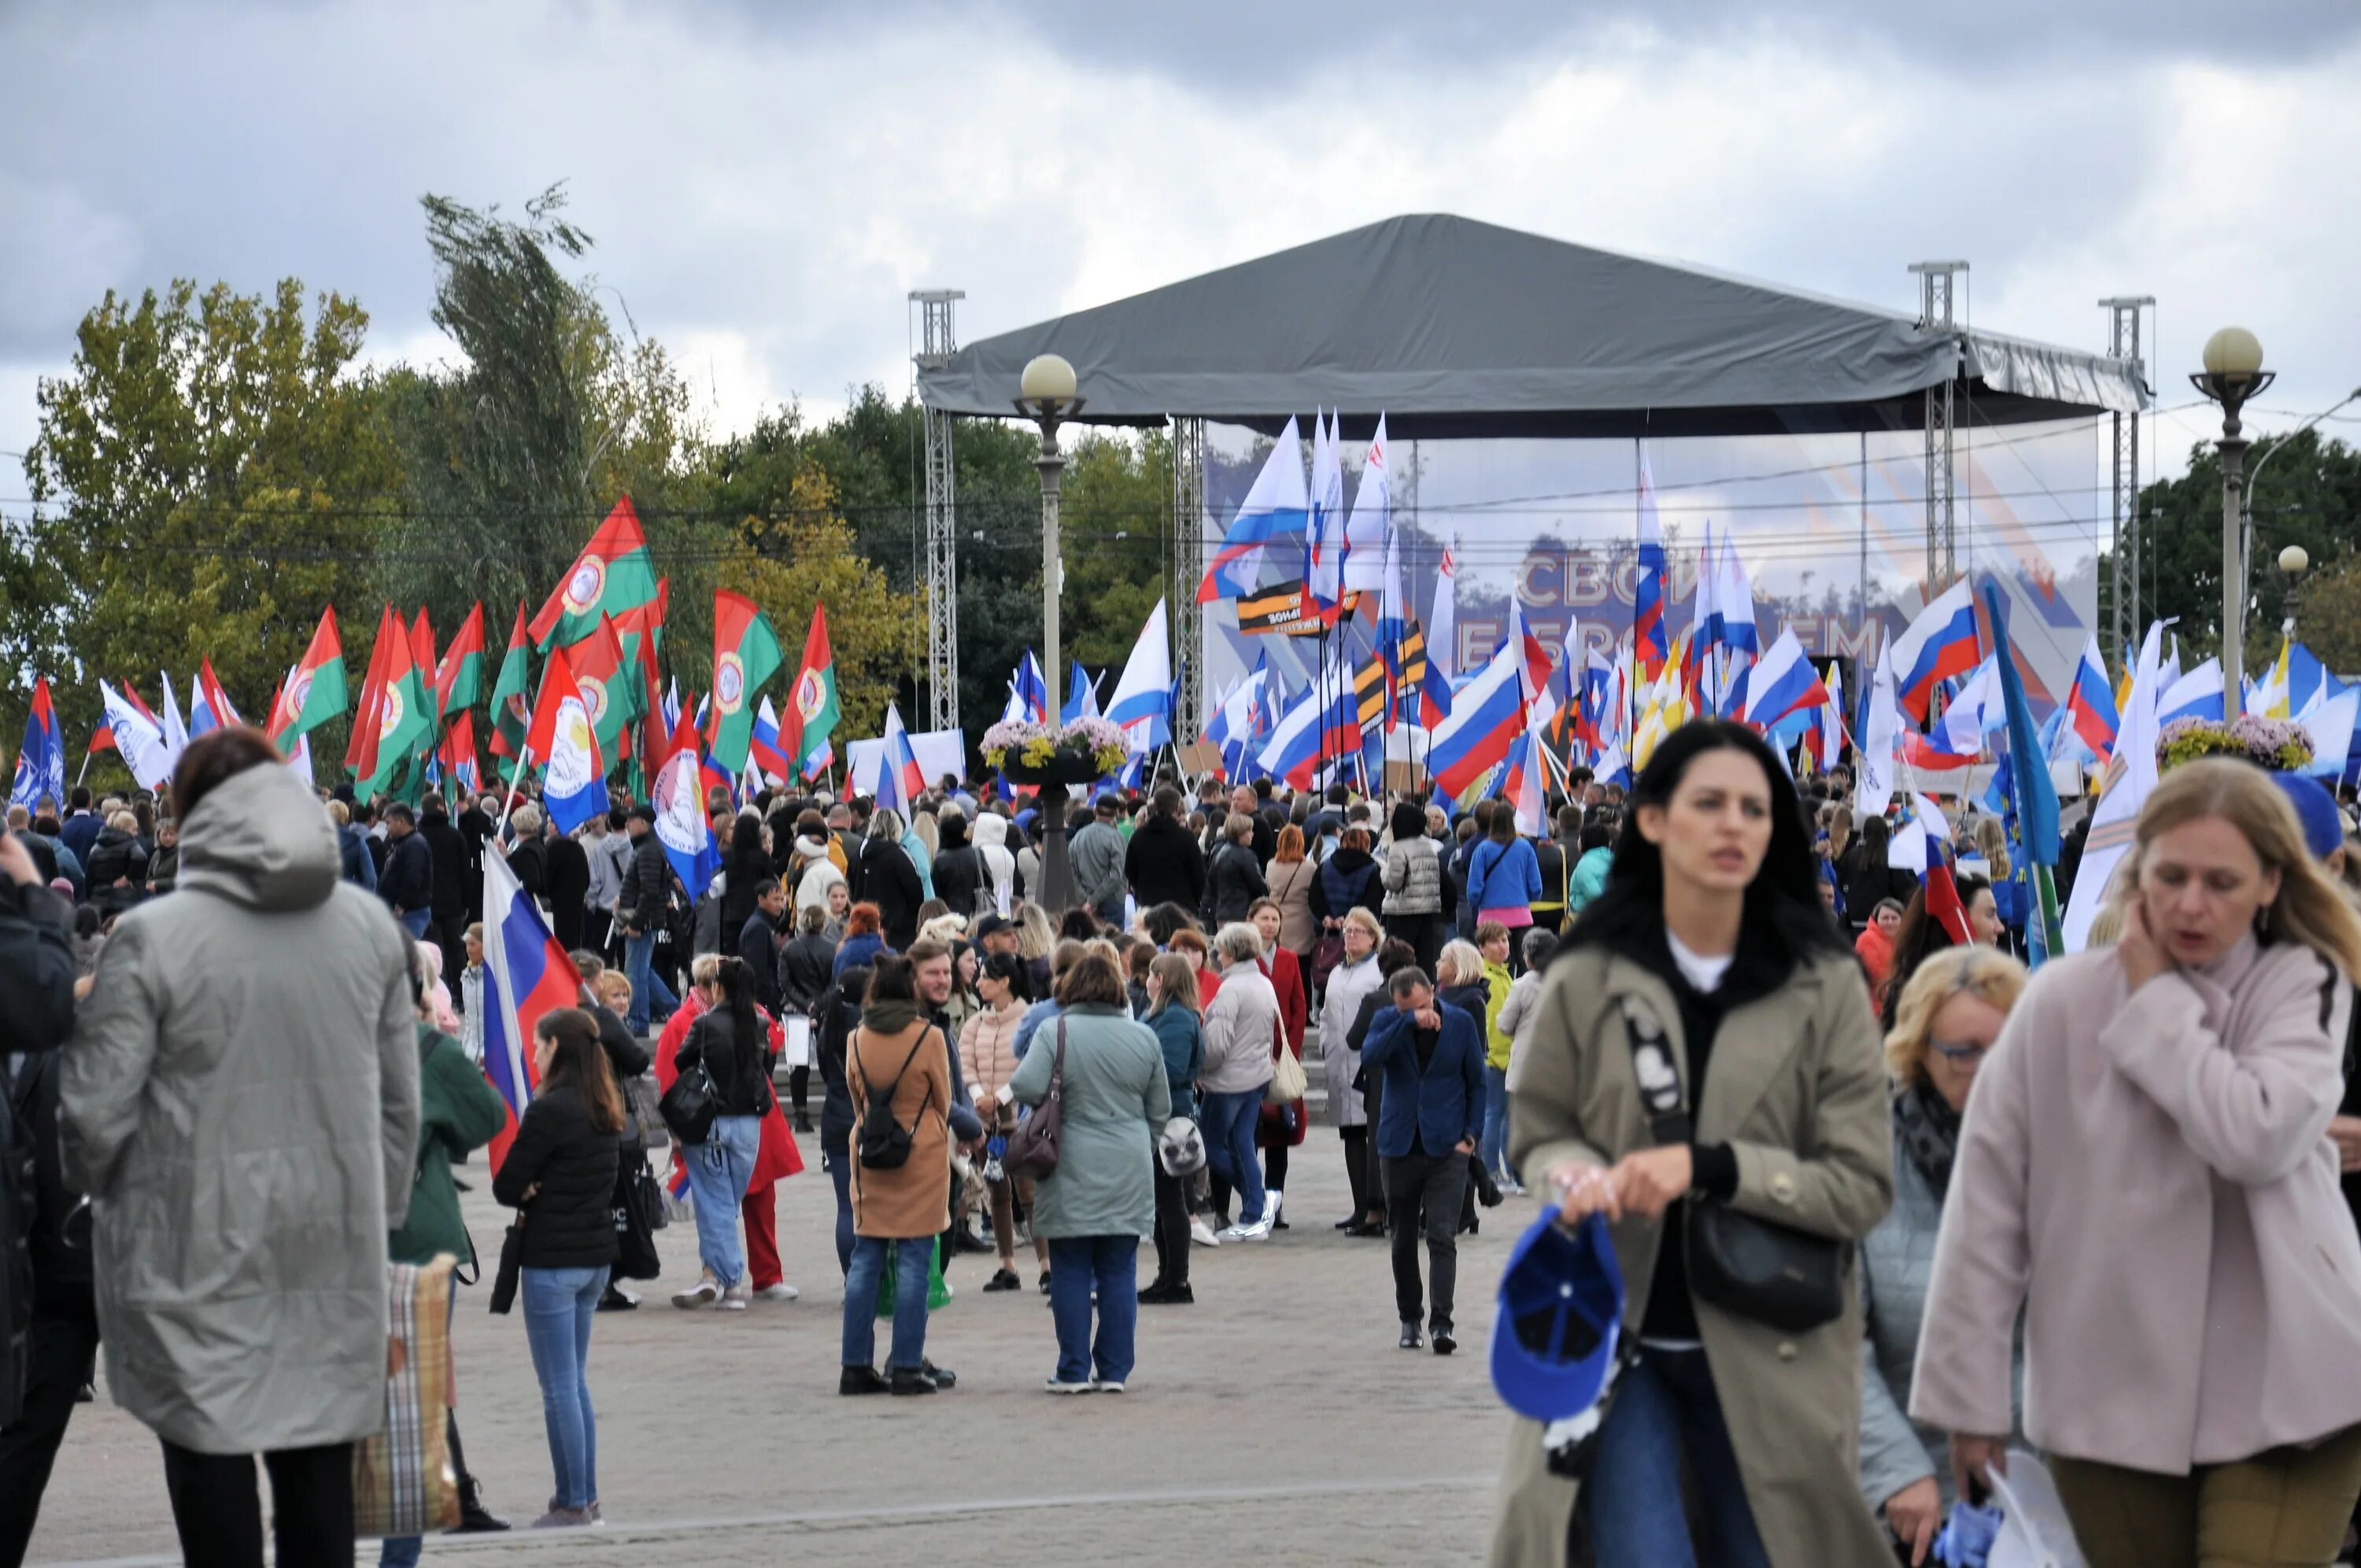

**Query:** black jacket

left=546, top=836, right=591, bottom=951
left=848, top=839, right=924, bottom=950
left=815, top=985, right=859, bottom=1152
left=380, top=830, right=434, bottom=914
left=1, top=879, right=77, bottom=1424
left=419, top=809, right=469, bottom=919
left=740, top=910, right=785, bottom=1015
left=779, top=932, right=836, bottom=1016
left=8, top=1046, right=89, bottom=1312
left=490, top=1084, right=621, bottom=1269
left=1125, top=813, right=1206, bottom=913
left=456, top=805, right=496, bottom=921
left=83, top=826, right=149, bottom=912
left=619, top=832, right=673, bottom=933
left=1311, top=847, right=1382, bottom=923
left=932, top=842, right=985, bottom=917
left=1206, top=840, right=1269, bottom=926
left=679, top=1009, right=775, bottom=1120
left=719, top=842, right=770, bottom=942
left=507, top=835, right=548, bottom=904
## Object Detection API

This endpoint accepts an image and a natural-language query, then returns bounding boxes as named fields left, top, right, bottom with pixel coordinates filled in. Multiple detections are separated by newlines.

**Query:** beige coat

left=1912, top=938, right=2361, bottom=1473
left=1492, top=943, right=1895, bottom=1568
left=847, top=1018, right=954, bottom=1239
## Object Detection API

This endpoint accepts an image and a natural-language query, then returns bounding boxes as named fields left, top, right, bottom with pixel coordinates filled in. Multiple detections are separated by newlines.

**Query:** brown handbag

left=1003, top=1020, right=1066, bottom=1180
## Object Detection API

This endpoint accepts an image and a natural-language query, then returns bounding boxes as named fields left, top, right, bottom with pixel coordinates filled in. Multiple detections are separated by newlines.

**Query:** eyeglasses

left=1928, top=1039, right=1990, bottom=1064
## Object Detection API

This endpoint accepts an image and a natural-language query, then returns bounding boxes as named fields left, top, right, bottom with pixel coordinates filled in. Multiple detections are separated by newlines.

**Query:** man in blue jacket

left=1362, top=966, right=1486, bottom=1355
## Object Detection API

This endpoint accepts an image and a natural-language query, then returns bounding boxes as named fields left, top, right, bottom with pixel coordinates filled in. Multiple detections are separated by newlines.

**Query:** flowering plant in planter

left=981, top=717, right=1132, bottom=781
left=2156, top=714, right=2315, bottom=773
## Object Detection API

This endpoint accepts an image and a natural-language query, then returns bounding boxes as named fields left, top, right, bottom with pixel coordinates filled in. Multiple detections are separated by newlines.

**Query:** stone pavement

left=25, top=1098, right=1521, bottom=1566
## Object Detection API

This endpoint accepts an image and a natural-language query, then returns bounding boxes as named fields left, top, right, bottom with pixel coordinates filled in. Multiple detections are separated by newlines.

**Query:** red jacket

left=1256, top=950, right=1310, bottom=1149
left=656, top=994, right=805, bottom=1190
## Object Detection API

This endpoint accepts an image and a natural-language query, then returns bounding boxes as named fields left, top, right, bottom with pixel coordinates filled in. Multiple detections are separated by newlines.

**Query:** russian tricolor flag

left=1633, top=452, right=1668, bottom=679
left=1427, top=638, right=1525, bottom=801
left=2064, top=634, right=2119, bottom=760
left=1197, top=415, right=1309, bottom=603
left=1738, top=627, right=1829, bottom=732
left=874, top=704, right=926, bottom=815
left=1889, top=578, right=1982, bottom=723
left=751, top=695, right=794, bottom=784
left=1258, top=681, right=1327, bottom=790
left=481, top=848, right=579, bottom=1173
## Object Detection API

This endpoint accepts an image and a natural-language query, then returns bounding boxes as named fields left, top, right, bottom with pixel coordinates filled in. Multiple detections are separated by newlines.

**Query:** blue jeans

left=623, top=928, right=678, bottom=1035
left=521, top=1264, right=608, bottom=1513
left=1481, top=1064, right=1513, bottom=1182
left=1199, top=1089, right=1267, bottom=1224
left=1580, top=1346, right=1771, bottom=1568
left=687, top=1115, right=762, bottom=1286
left=398, top=908, right=431, bottom=940
left=826, top=1141, right=854, bottom=1276
left=842, top=1235, right=932, bottom=1372
left=1047, top=1234, right=1139, bottom=1385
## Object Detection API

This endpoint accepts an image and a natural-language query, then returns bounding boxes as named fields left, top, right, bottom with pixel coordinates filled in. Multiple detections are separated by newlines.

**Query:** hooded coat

left=970, top=812, right=1021, bottom=911
left=61, top=761, right=420, bottom=1455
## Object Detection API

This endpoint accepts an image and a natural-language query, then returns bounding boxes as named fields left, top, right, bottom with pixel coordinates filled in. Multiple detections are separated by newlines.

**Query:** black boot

left=448, top=1413, right=510, bottom=1532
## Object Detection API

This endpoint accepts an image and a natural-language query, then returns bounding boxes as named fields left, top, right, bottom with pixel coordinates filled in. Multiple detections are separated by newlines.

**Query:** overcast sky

left=5, top=0, right=2357, bottom=491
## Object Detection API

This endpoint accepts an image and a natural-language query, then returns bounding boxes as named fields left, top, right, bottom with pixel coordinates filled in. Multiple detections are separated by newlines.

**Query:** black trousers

left=1151, top=1164, right=1192, bottom=1287
left=1383, top=911, right=1447, bottom=976
left=1383, top=1148, right=1470, bottom=1329
left=788, top=1064, right=811, bottom=1119
left=431, top=912, right=467, bottom=1006
left=160, top=1438, right=355, bottom=1568
left=1340, top=1127, right=1372, bottom=1219
left=0, top=1302, right=98, bottom=1568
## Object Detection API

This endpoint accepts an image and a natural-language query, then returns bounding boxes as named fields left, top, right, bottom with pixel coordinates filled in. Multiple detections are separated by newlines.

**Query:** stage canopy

left=916, top=213, right=2146, bottom=438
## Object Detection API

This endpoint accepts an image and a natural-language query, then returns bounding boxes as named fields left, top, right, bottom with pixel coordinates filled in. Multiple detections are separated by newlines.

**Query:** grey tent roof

left=917, top=214, right=2145, bottom=439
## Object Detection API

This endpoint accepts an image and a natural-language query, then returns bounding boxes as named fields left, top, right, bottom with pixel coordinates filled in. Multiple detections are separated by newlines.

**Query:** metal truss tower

left=1170, top=416, right=1206, bottom=743
left=1909, top=261, right=1968, bottom=594
left=912, top=289, right=965, bottom=734
left=2100, top=296, right=2154, bottom=667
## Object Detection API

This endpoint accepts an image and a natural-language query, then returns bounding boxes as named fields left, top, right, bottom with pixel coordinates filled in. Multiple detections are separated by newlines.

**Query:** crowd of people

left=12, top=717, right=2361, bottom=1565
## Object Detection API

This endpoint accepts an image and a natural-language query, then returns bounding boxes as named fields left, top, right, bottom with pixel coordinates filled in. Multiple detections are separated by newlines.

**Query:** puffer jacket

left=1568, top=844, right=1613, bottom=913
left=1206, top=841, right=1268, bottom=926
left=1380, top=834, right=1444, bottom=915
left=932, top=818, right=987, bottom=917
left=779, top=931, right=837, bottom=1016
left=61, top=760, right=419, bottom=1454
left=971, top=813, right=1021, bottom=911
left=959, top=1002, right=1025, bottom=1106
left=1199, top=961, right=1280, bottom=1095
left=490, top=1084, right=620, bottom=1268
left=83, top=825, right=149, bottom=911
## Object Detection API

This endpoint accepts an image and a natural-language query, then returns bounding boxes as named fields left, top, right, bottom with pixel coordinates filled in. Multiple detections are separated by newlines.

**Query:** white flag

left=1341, top=415, right=1390, bottom=595
left=1854, top=645, right=1899, bottom=819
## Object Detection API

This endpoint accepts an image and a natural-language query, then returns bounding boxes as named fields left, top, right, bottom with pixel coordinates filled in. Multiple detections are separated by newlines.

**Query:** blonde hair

left=2108, top=758, right=2361, bottom=978
left=1343, top=906, right=1384, bottom=944
left=1973, top=816, right=2012, bottom=880
left=1016, top=902, right=1056, bottom=961
left=1883, top=946, right=2028, bottom=1085
left=1437, top=939, right=1485, bottom=988
left=1825, top=805, right=1853, bottom=864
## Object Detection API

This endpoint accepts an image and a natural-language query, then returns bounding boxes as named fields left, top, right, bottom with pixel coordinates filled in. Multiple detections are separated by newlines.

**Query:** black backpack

left=856, top=1027, right=936, bottom=1171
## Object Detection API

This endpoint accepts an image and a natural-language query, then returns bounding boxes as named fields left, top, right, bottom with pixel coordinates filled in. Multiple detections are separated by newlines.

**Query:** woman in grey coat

left=1860, top=946, right=2028, bottom=1565
left=1318, top=906, right=1386, bottom=1230
left=61, top=729, right=419, bottom=1565
left=1009, top=950, right=1171, bottom=1393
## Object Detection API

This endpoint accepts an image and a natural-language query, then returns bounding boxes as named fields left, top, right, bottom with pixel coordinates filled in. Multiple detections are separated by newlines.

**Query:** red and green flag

left=557, top=614, right=643, bottom=761
left=529, top=496, right=660, bottom=651
left=488, top=603, right=532, bottom=775
left=436, top=602, right=486, bottom=716
left=778, top=602, right=840, bottom=780
left=707, top=590, right=785, bottom=776
left=348, top=607, right=434, bottom=795
left=614, top=579, right=671, bottom=769
left=267, top=605, right=347, bottom=745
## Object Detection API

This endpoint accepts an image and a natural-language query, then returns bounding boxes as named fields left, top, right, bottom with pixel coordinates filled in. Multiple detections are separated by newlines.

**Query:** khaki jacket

left=847, top=1019, right=953, bottom=1240
left=1491, top=943, right=1894, bottom=1568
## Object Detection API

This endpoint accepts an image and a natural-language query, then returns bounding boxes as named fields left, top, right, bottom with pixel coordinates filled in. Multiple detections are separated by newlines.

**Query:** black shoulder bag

left=856, top=1028, right=936, bottom=1171
left=1616, top=994, right=1846, bottom=1334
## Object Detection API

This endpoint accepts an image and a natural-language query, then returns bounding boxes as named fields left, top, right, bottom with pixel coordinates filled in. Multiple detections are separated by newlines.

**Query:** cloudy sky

left=5, top=0, right=2357, bottom=490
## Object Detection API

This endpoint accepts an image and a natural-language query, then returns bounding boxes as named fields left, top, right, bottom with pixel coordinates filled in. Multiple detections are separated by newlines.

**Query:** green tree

left=11, top=278, right=400, bottom=759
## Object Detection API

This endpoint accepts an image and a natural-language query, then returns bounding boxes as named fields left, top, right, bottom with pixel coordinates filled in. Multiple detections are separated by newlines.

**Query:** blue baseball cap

left=1491, top=1208, right=1626, bottom=1424
left=2270, top=771, right=2344, bottom=861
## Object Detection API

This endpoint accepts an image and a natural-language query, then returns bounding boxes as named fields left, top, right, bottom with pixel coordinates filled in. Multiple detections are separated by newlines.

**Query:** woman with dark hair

left=817, top=964, right=871, bottom=1276
left=962, top=949, right=1046, bottom=1293
left=491, top=1008, right=625, bottom=1529
left=1567, top=814, right=1617, bottom=913
left=1139, top=901, right=1200, bottom=949
left=1381, top=800, right=1449, bottom=972
left=719, top=810, right=771, bottom=942
left=1874, top=873, right=2000, bottom=1029
left=1841, top=814, right=1916, bottom=934
left=1140, top=951, right=1206, bottom=1302
left=1465, top=804, right=1543, bottom=948
left=841, top=955, right=955, bottom=1396
left=931, top=808, right=985, bottom=916
left=670, top=956, right=776, bottom=1311
left=1494, top=720, right=1896, bottom=1567
left=832, top=901, right=889, bottom=977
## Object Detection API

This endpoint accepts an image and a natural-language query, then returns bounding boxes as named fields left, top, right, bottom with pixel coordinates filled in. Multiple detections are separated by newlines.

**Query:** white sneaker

left=671, top=1276, right=720, bottom=1310
left=1188, top=1218, right=1221, bottom=1248
left=719, top=1280, right=752, bottom=1312
left=755, top=1283, right=801, bottom=1302
left=1044, top=1377, right=1096, bottom=1395
left=1092, top=1379, right=1126, bottom=1394
left=1222, top=1217, right=1274, bottom=1242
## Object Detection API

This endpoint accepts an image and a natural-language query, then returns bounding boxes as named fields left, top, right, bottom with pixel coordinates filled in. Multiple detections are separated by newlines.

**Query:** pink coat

left=1912, top=937, right=2361, bottom=1474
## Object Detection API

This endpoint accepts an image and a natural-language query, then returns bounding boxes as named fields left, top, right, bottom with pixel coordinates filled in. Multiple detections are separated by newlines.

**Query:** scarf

left=861, top=999, right=921, bottom=1036
left=1891, top=1080, right=1962, bottom=1201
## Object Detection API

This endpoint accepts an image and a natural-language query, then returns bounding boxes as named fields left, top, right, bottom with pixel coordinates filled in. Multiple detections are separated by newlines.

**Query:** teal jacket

left=390, top=1024, right=511, bottom=1267
left=1568, top=846, right=1615, bottom=913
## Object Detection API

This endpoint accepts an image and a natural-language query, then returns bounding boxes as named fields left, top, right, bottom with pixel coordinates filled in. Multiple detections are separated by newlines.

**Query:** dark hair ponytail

left=712, top=955, right=763, bottom=1097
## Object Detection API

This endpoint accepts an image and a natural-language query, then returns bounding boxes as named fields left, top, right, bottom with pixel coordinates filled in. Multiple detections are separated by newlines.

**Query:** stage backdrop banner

left=845, top=730, right=966, bottom=795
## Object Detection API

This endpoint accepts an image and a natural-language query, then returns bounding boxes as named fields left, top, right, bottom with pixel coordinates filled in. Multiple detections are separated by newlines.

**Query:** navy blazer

left=1361, top=1003, right=1487, bottom=1160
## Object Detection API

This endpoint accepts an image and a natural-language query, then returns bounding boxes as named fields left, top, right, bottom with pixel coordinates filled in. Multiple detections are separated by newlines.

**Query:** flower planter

left=999, top=751, right=1104, bottom=787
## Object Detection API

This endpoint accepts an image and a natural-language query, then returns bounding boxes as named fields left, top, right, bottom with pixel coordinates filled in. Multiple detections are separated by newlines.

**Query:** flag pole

left=496, top=743, right=534, bottom=843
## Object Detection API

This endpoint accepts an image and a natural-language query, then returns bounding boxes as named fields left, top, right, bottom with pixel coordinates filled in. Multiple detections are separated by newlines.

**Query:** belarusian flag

left=530, top=496, right=660, bottom=651
left=778, top=602, right=839, bottom=780
left=488, top=603, right=532, bottom=773
left=557, top=614, right=642, bottom=760
left=437, top=603, right=486, bottom=716
left=349, top=607, right=434, bottom=795
left=708, top=590, right=785, bottom=775
left=268, top=605, right=346, bottom=745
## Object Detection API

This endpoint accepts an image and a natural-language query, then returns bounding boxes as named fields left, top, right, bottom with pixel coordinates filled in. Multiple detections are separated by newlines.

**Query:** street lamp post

left=1015, top=352, right=1083, bottom=909
left=2190, top=328, right=2274, bottom=715
left=2280, top=544, right=2311, bottom=643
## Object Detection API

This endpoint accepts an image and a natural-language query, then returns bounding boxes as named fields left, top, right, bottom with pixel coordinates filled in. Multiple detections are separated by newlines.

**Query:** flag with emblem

left=486, top=602, right=532, bottom=777
left=708, top=590, right=785, bottom=776
left=778, top=603, right=839, bottom=780
left=556, top=614, right=641, bottom=761
left=529, top=496, right=660, bottom=651
left=436, top=603, right=486, bottom=716
left=349, top=607, right=432, bottom=796
left=268, top=605, right=347, bottom=746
